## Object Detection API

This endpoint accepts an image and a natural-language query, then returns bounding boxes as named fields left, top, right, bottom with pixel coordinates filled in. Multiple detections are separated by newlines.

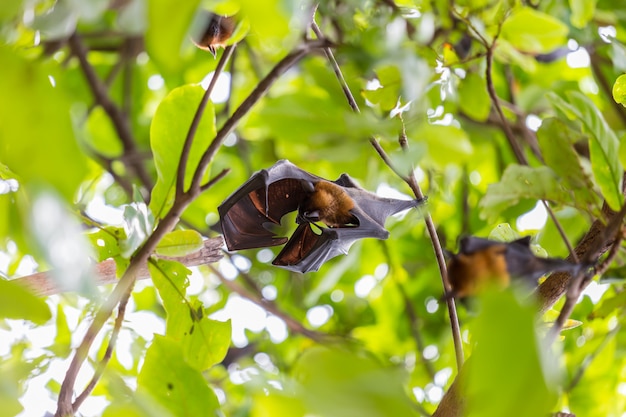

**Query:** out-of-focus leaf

left=86, top=227, right=126, bottom=262
left=150, top=85, right=215, bottom=219
left=537, top=118, right=602, bottom=214
left=363, top=66, right=401, bottom=111
left=50, top=304, right=71, bottom=357
left=501, top=7, right=568, bottom=54
left=154, top=230, right=204, bottom=257
left=30, top=190, right=96, bottom=295
left=121, top=201, right=154, bottom=258
left=149, top=259, right=231, bottom=370
left=480, top=165, right=570, bottom=220
left=612, top=73, right=626, bottom=106
left=0, top=49, right=87, bottom=202
left=590, top=291, right=626, bottom=319
left=137, top=336, right=220, bottom=416
left=569, top=0, right=596, bottom=29
left=145, top=0, right=200, bottom=76
left=548, top=92, right=623, bottom=210
left=488, top=223, right=521, bottom=242
left=412, top=123, right=473, bottom=166
left=0, top=279, right=51, bottom=324
left=464, top=290, right=558, bottom=416
left=292, top=347, right=418, bottom=417
left=86, top=107, right=123, bottom=158
left=458, top=72, right=491, bottom=121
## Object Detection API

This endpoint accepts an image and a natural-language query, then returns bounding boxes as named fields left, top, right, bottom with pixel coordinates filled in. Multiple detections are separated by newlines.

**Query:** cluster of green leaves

left=2, top=0, right=626, bottom=416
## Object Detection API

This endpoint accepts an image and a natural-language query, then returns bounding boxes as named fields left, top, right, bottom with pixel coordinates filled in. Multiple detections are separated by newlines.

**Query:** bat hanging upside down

left=446, top=236, right=587, bottom=299
left=191, top=12, right=236, bottom=57
left=218, top=160, right=425, bottom=273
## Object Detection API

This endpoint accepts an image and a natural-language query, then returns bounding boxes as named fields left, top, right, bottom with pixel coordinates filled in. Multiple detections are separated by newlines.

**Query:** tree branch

left=14, top=237, right=224, bottom=297
left=56, top=39, right=322, bottom=416
left=209, top=266, right=334, bottom=343
left=68, top=33, right=153, bottom=191
left=177, top=45, right=236, bottom=197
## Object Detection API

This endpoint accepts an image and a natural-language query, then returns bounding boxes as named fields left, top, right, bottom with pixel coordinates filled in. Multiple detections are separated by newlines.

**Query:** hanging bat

left=191, top=12, right=236, bottom=57
left=446, top=236, right=586, bottom=299
left=218, top=160, right=425, bottom=273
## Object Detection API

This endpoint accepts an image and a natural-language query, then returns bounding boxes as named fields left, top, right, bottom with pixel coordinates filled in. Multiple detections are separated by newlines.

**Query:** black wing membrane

left=503, top=237, right=583, bottom=282
left=460, top=236, right=584, bottom=284
left=219, top=160, right=425, bottom=273
left=218, top=160, right=321, bottom=250
left=272, top=175, right=424, bottom=273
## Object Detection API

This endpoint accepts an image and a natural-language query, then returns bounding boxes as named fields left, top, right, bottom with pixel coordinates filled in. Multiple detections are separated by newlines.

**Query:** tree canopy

left=1, top=0, right=626, bottom=416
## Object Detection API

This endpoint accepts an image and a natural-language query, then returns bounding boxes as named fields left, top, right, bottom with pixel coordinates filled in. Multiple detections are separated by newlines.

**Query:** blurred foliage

left=1, top=0, right=626, bottom=416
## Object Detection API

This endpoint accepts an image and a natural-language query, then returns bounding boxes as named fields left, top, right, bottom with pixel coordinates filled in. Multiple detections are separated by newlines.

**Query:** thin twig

left=370, top=138, right=464, bottom=368
left=310, top=20, right=360, bottom=111
left=396, top=281, right=437, bottom=380
left=567, top=322, right=621, bottom=392
left=177, top=45, right=237, bottom=197
left=310, top=14, right=464, bottom=367
left=209, top=266, right=332, bottom=343
left=546, top=205, right=626, bottom=344
left=15, top=237, right=224, bottom=297
left=200, top=168, right=231, bottom=192
left=56, top=40, right=321, bottom=416
left=68, top=33, right=153, bottom=191
left=481, top=27, right=579, bottom=263
left=72, top=288, right=132, bottom=409
left=190, top=40, right=327, bottom=194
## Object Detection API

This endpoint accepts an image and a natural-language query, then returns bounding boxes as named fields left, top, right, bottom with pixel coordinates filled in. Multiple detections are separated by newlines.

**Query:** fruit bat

left=446, top=236, right=585, bottom=299
left=191, top=12, right=236, bottom=57
left=218, top=160, right=425, bottom=273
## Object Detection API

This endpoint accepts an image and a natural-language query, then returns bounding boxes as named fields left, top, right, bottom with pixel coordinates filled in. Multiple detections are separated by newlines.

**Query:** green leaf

left=50, top=304, right=71, bottom=357
left=0, top=48, right=87, bottom=202
left=501, top=7, right=568, bottom=54
left=458, top=72, right=491, bottom=121
left=145, top=0, right=200, bottom=77
left=569, top=0, right=596, bottom=29
left=149, top=259, right=231, bottom=370
left=612, top=73, right=626, bottom=106
left=413, top=123, right=473, bottom=166
left=548, top=92, right=623, bottom=210
left=155, top=230, right=204, bottom=257
left=537, top=118, right=602, bottom=214
left=292, top=347, right=418, bottom=417
left=479, top=165, right=571, bottom=220
left=150, top=85, right=215, bottom=219
left=120, top=202, right=154, bottom=258
left=148, top=258, right=190, bottom=322
left=138, top=336, right=220, bottom=416
left=85, top=107, right=124, bottom=158
left=0, top=279, right=51, bottom=324
left=363, top=66, right=402, bottom=111
left=464, top=290, right=558, bottom=416
left=86, top=227, right=126, bottom=262
left=590, top=291, right=626, bottom=319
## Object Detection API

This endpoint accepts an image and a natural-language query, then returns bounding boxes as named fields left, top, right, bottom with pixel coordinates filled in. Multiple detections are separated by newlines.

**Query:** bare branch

left=68, top=33, right=153, bottom=191
left=14, top=237, right=224, bottom=297
left=177, top=45, right=237, bottom=197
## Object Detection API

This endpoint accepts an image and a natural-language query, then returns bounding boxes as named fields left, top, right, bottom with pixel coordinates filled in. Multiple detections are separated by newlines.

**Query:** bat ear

left=333, top=174, right=361, bottom=189
left=513, top=236, right=532, bottom=247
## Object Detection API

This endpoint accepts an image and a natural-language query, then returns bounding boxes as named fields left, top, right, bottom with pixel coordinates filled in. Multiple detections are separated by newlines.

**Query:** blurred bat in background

left=218, top=160, right=425, bottom=273
left=191, top=12, right=236, bottom=57
left=446, top=236, right=586, bottom=299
